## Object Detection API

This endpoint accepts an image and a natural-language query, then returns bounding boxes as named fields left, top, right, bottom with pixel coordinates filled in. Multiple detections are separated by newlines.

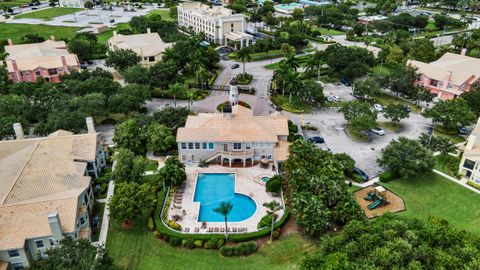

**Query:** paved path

left=94, top=161, right=116, bottom=247
left=192, top=93, right=274, bottom=116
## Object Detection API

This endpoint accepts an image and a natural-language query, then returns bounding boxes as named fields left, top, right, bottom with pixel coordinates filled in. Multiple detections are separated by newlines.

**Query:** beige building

left=108, top=29, right=173, bottom=66
left=407, top=52, right=480, bottom=100
left=459, top=118, right=480, bottom=183
left=0, top=118, right=106, bottom=270
left=176, top=104, right=289, bottom=166
left=177, top=3, right=252, bottom=47
left=4, top=37, right=80, bottom=83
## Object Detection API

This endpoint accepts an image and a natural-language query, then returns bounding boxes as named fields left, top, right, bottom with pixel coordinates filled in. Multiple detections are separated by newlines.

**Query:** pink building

left=4, top=36, right=80, bottom=83
left=407, top=52, right=480, bottom=100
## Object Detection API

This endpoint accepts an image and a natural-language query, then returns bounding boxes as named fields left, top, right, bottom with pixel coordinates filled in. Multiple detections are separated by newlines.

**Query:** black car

left=231, top=64, right=240, bottom=69
left=307, top=136, right=325, bottom=144
left=353, top=167, right=369, bottom=182
left=340, top=78, right=351, bottom=86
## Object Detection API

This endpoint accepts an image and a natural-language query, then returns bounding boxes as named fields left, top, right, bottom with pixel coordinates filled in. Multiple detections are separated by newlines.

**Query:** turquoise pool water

left=276, top=3, right=302, bottom=10
left=194, top=173, right=257, bottom=222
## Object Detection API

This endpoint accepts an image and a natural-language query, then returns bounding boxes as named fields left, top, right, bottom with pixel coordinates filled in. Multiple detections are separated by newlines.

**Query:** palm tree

left=213, top=201, right=233, bottom=241
left=168, top=83, right=183, bottom=107
left=162, top=47, right=178, bottom=63
left=283, top=70, right=302, bottom=103
left=196, top=67, right=209, bottom=90
left=274, top=62, right=293, bottom=96
left=236, top=47, right=252, bottom=76
left=263, top=200, right=283, bottom=243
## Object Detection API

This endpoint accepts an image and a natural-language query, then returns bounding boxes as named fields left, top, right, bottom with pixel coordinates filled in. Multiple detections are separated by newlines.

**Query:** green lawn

left=270, top=95, right=311, bottom=113
left=434, top=154, right=460, bottom=178
left=434, top=127, right=466, bottom=144
left=345, top=124, right=369, bottom=142
left=378, top=121, right=402, bottom=132
left=96, top=22, right=131, bottom=44
left=14, top=7, right=83, bottom=20
left=0, top=23, right=81, bottom=43
left=370, top=65, right=391, bottom=76
left=145, top=159, right=159, bottom=171
left=147, top=9, right=174, bottom=21
left=375, top=92, right=421, bottom=113
left=380, top=172, right=480, bottom=235
left=0, top=0, right=31, bottom=8
left=312, top=26, right=345, bottom=36
left=107, top=213, right=314, bottom=270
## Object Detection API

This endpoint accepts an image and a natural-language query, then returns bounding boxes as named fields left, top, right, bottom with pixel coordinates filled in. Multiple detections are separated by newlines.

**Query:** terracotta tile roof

left=108, top=32, right=172, bottom=57
left=0, top=261, right=8, bottom=270
left=274, top=140, right=290, bottom=161
left=408, top=52, right=480, bottom=86
left=0, top=131, right=99, bottom=250
left=176, top=106, right=289, bottom=143
left=4, top=40, right=79, bottom=72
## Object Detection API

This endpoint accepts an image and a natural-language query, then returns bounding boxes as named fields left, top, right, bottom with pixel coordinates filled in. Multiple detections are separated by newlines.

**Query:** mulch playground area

left=354, top=185, right=406, bottom=219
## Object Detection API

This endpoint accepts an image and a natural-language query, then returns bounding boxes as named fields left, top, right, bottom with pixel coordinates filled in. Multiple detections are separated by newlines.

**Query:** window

left=49, top=238, right=54, bottom=246
left=464, top=159, right=476, bottom=170
left=48, top=68, right=57, bottom=75
left=181, top=143, right=186, bottom=149
left=208, top=143, right=214, bottom=149
left=35, top=70, right=41, bottom=76
left=148, top=56, right=155, bottom=62
left=245, top=143, right=251, bottom=150
left=188, top=143, right=194, bottom=149
left=144, top=56, right=148, bottom=61
left=267, top=155, right=272, bottom=160
left=35, top=240, right=45, bottom=248
left=430, top=79, right=438, bottom=87
left=202, top=143, right=207, bottom=149
left=8, top=249, right=20, bottom=257
left=80, top=217, right=85, bottom=225
left=195, top=143, right=201, bottom=149
left=233, top=143, right=241, bottom=150
left=12, top=263, right=23, bottom=270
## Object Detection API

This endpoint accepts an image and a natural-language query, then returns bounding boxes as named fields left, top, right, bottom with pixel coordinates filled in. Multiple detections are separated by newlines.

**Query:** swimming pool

left=194, top=173, right=257, bottom=222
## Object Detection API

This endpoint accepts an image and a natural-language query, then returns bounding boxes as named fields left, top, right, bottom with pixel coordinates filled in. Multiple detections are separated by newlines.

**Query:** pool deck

left=167, top=164, right=284, bottom=233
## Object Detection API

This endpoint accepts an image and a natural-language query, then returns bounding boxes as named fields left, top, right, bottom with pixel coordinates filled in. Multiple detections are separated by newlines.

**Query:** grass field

left=107, top=213, right=314, bottom=270
left=311, top=26, right=345, bottom=36
left=14, top=7, right=83, bottom=20
left=147, top=9, right=174, bottom=21
left=270, top=95, right=311, bottom=113
left=0, top=23, right=81, bottom=43
left=433, top=126, right=466, bottom=144
left=434, top=154, right=460, bottom=178
left=380, top=172, right=480, bottom=235
left=96, top=22, right=131, bottom=44
left=0, top=0, right=31, bottom=8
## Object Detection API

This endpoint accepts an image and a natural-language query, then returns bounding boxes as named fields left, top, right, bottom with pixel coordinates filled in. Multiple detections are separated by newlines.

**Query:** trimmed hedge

left=220, top=241, right=257, bottom=256
left=467, top=180, right=480, bottom=190
left=153, top=189, right=290, bottom=242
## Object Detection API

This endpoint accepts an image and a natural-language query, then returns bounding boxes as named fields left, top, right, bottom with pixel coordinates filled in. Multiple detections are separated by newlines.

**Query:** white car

left=370, top=127, right=385, bottom=136
left=326, top=95, right=341, bottom=102
left=373, top=104, right=383, bottom=111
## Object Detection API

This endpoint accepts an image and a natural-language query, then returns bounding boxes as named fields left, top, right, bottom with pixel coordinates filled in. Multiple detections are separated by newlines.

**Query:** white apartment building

left=459, top=118, right=480, bottom=183
left=177, top=3, right=253, bottom=47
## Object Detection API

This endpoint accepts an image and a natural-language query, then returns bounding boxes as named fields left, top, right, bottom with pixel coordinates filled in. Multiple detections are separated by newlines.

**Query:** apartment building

left=407, top=52, right=480, bottom=100
left=0, top=118, right=106, bottom=270
left=108, top=28, right=173, bottom=66
left=459, top=118, right=480, bottom=182
left=4, top=37, right=80, bottom=83
left=177, top=2, right=252, bottom=47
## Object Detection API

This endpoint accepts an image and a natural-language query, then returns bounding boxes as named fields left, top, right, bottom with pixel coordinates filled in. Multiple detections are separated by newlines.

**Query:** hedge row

left=467, top=180, right=480, bottom=190
left=220, top=241, right=257, bottom=257
left=153, top=189, right=290, bottom=242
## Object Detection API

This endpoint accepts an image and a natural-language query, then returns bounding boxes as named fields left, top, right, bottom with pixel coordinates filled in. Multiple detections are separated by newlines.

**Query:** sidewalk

left=92, top=160, right=116, bottom=247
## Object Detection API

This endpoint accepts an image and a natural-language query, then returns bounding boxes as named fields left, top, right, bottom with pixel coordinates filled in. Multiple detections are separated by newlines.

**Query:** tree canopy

left=423, top=98, right=476, bottom=131
left=109, top=182, right=154, bottom=223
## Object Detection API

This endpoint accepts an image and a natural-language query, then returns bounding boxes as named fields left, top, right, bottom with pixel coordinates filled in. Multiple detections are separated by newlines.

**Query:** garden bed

left=434, top=154, right=460, bottom=178
left=345, top=124, right=369, bottom=142
left=216, top=101, right=250, bottom=112
left=270, top=95, right=311, bottom=113
left=378, top=121, right=403, bottom=132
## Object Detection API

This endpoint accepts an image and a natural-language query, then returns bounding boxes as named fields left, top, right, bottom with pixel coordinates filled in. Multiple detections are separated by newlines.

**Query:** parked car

left=80, top=63, right=88, bottom=69
left=427, top=125, right=434, bottom=135
left=353, top=167, right=369, bottom=182
left=340, top=78, right=351, bottom=86
left=320, top=146, right=331, bottom=152
left=458, top=126, right=468, bottom=135
left=350, top=91, right=363, bottom=100
left=31, top=7, right=37, bottom=9
left=308, top=136, right=325, bottom=144
left=326, top=95, right=341, bottom=102
left=370, top=127, right=385, bottom=136
left=231, top=64, right=240, bottom=69
left=373, top=104, right=383, bottom=111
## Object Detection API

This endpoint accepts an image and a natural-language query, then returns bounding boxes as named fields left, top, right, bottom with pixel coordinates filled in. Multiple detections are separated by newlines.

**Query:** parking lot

left=286, top=107, right=432, bottom=178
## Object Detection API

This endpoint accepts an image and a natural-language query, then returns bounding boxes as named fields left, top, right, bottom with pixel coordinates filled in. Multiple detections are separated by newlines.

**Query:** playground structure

left=354, top=185, right=405, bottom=218
left=364, top=186, right=388, bottom=210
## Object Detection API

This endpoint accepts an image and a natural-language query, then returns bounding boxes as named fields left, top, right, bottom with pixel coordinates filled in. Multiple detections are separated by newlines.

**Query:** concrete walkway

left=347, top=177, right=380, bottom=188
left=432, top=169, right=480, bottom=195
left=93, top=161, right=116, bottom=247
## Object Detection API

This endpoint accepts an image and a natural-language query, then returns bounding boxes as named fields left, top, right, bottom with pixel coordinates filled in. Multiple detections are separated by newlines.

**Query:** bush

left=467, top=180, right=480, bottom=190
left=167, top=220, right=182, bottom=231
left=272, top=228, right=281, bottom=240
left=185, top=238, right=196, bottom=249
left=153, top=230, right=160, bottom=238
left=266, top=175, right=282, bottom=194
left=220, top=241, right=257, bottom=257
left=293, top=134, right=304, bottom=141
left=288, top=120, right=298, bottom=133
left=379, top=171, right=395, bottom=182
left=257, top=214, right=273, bottom=229
left=169, top=236, right=182, bottom=247
left=194, top=240, right=203, bottom=248
left=148, top=217, right=154, bottom=231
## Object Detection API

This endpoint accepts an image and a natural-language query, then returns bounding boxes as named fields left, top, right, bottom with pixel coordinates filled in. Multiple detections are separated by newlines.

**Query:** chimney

left=113, top=31, right=117, bottom=36
left=86, top=117, right=95, bottom=134
left=147, top=28, right=151, bottom=34
left=47, top=212, right=63, bottom=242
left=60, top=56, right=68, bottom=73
left=445, top=71, right=453, bottom=83
left=50, top=35, right=56, bottom=41
left=7, top=39, right=12, bottom=46
left=13, top=123, right=24, bottom=140
left=11, top=60, right=20, bottom=81
left=461, top=48, right=467, bottom=56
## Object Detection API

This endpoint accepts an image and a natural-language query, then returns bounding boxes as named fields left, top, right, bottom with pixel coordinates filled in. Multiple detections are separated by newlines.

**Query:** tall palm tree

left=263, top=200, right=283, bottom=243
left=275, top=62, right=293, bottom=96
left=236, top=47, right=252, bottom=76
left=162, top=47, right=178, bottom=63
left=196, top=67, right=209, bottom=90
left=168, top=83, right=183, bottom=107
left=283, top=70, right=302, bottom=103
left=213, top=201, right=233, bottom=241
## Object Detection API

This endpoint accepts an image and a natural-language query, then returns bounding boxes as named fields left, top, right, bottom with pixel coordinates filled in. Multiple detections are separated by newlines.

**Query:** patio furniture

left=208, top=228, right=213, bottom=232
left=173, top=204, right=181, bottom=209
left=194, top=227, right=199, bottom=233
left=172, top=215, right=182, bottom=221
left=201, top=221, right=207, bottom=229
left=220, top=228, right=225, bottom=232
left=183, top=227, right=190, bottom=232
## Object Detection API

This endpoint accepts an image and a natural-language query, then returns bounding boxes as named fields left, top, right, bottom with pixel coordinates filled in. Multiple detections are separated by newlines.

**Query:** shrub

left=169, top=236, right=182, bottom=247
left=288, top=120, right=298, bottom=133
left=266, top=175, right=282, bottom=194
left=272, top=228, right=281, bottom=240
left=185, top=238, right=196, bottom=249
left=379, top=171, right=395, bottom=182
left=148, top=217, right=154, bottom=231
left=194, top=240, right=203, bottom=248
left=220, top=242, right=257, bottom=257
left=257, top=214, right=273, bottom=229
left=181, top=239, right=187, bottom=247
left=293, top=134, right=304, bottom=141
left=153, top=230, right=160, bottom=238
left=467, top=180, right=480, bottom=190
left=167, top=220, right=182, bottom=231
